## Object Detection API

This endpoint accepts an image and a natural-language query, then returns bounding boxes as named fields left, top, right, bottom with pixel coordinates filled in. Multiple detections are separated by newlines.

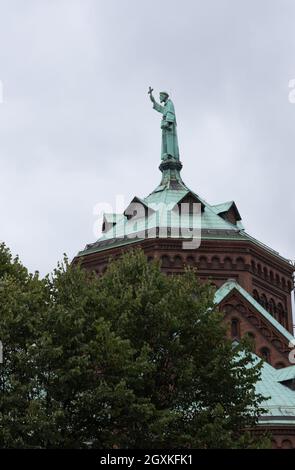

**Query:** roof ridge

left=211, top=200, right=235, bottom=209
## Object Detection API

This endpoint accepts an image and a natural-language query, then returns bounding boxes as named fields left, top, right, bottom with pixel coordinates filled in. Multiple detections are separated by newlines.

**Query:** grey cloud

left=0, top=0, right=294, bottom=276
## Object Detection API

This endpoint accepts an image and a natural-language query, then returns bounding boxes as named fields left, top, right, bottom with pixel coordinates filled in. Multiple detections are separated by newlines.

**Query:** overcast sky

left=0, top=0, right=295, bottom=276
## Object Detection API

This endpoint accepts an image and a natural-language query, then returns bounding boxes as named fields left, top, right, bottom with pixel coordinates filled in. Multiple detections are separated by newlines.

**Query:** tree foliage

left=0, top=244, right=269, bottom=448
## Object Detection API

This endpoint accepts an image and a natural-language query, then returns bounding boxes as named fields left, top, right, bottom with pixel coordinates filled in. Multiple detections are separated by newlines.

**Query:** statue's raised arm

left=148, top=86, right=155, bottom=103
left=148, top=88, right=179, bottom=161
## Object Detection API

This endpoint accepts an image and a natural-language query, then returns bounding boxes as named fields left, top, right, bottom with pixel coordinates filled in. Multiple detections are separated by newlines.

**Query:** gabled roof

left=233, top=347, right=295, bottom=425
left=211, top=201, right=235, bottom=213
left=171, top=190, right=205, bottom=212
left=211, top=200, right=242, bottom=221
left=77, top=186, right=245, bottom=256
left=215, top=280, right=295, bottom=425
left=214, top=280, right=295, bottom=344
left=124, top=196, right=153, bottom=218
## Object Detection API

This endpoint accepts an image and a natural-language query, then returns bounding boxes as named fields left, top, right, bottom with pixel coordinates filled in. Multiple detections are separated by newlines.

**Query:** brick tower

left=74, top=92, right=295, bottom=448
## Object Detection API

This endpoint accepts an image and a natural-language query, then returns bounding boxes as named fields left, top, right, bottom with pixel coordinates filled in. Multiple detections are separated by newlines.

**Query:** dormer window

left=173, top=192, right=205, bottom=215
left=211, top=201, right=242, bottom=226
left=124, top=197, right=152, bottom=221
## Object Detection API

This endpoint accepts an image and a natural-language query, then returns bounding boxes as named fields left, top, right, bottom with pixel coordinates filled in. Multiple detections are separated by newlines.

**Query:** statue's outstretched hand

left=148, top=87, right=155, bottom=103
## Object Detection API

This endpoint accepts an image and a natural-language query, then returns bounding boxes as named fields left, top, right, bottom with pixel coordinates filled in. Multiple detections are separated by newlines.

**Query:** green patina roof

left=255, top=357, right=295, bottom=425
left=76, top=155, right=293, bottom=268
left=77, top=189, right=243, bottom=257
left=211, top=201, right=235, bottom=214
left=77, top=171, right=249, bottom=257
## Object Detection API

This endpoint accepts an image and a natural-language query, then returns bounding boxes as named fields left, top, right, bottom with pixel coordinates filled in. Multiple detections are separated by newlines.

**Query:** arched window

left=260, top=347, right=271, bottom=364
left=281, top=440, right=293, bottom=449
left=174, top=255, right=182, bottom=267
left=236, top=257, right=245, bottom=270
left=224, top=257, right=232, bottom=269
left=263, top=267, right=268, bottom=279
left=231, top=318, right=240, bottom=339
left=211, top=256, right=220, bottom=269
left=269, top=298, right=275, bottom=316
left=277, top=303, right=287, bottom=328
left=253, top=289, right=259, bottom=302
left=260, top=294, right=268, bottom=309
left=186, top=256, right=195, bottom=266
left=161, top=255, right=170, bottom=268
left=277, top=302, right=283, bottom=314
left=198, top=256, right=207, bottom=269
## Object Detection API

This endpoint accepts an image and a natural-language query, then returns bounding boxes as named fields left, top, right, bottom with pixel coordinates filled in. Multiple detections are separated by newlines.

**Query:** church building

left=74, top=90, right=295, bottom=449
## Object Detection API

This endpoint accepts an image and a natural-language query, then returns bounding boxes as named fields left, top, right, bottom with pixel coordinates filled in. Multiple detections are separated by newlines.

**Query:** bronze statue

left=148, top=87, right=180, bottom=161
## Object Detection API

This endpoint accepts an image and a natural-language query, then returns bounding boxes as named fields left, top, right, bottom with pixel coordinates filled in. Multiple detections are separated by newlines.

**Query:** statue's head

left=160, top=91, right=169, bottom=103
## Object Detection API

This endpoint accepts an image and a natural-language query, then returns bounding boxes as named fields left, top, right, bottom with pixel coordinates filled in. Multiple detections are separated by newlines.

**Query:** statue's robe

left=153, top=99, right=180, bottom=161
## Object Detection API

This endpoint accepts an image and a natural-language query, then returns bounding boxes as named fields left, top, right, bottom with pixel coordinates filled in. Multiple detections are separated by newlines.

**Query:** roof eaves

left=76, top=236, right=144, bottom=257
left=242, top=232, right=294, bottom=266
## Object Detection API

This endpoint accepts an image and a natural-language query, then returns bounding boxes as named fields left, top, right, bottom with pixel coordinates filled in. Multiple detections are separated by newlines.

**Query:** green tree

left=0, top=245, right=269, bottom=448
left=0, top=243, right=47, bottom=447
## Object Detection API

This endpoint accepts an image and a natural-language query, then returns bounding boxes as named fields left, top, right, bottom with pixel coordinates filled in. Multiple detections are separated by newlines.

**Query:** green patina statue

left=148, top=87, right=180, bottom=161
